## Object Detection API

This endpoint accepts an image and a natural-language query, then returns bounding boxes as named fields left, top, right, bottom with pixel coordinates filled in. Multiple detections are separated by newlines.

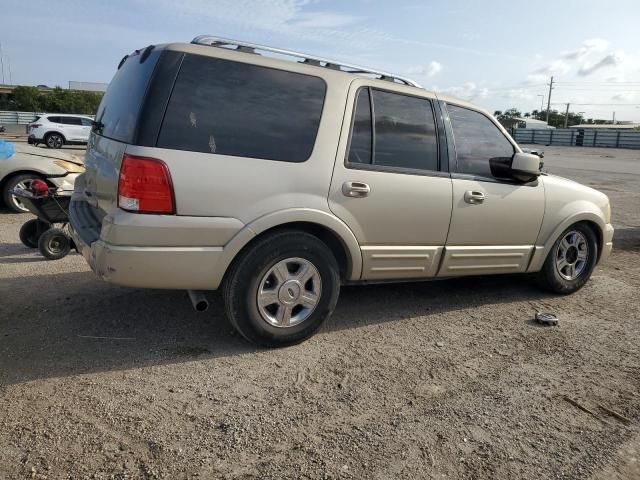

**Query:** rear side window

left=447, top=104, right=515, bottom=178
left=348, top=89, right=373, bottom=164
left=157, top=54, right=326, bottom=162
left=346, top=87, right=439, bottom=172
left=47, top=116, right=60, bottom=123
left=60, top=117, right=82, bottom=125
left=95, top=49, right=161, bottom=143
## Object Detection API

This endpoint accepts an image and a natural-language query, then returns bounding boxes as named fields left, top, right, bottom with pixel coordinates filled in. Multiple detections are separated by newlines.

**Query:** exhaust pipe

left=187, top=290, right=209, bottom=312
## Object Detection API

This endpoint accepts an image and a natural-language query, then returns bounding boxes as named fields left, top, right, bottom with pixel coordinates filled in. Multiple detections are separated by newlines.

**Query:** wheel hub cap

left=555, top=231, right=589, bottom=281
left=257, top=257, right=322, bottom=328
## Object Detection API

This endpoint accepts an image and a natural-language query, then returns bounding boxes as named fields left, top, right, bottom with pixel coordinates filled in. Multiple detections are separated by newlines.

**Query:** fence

left=0, top=110, right=43, bottom=125
left=513, top=128, right=640, bottom=149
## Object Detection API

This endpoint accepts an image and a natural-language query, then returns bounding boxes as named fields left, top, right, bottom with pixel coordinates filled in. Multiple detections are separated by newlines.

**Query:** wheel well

left=579, top=220, right=604, bottom=262
left=44, top=131, right=66, bottom=141
left=233, top=222, right=351, bottom=281
left=0, top=170, right=47, bottom=191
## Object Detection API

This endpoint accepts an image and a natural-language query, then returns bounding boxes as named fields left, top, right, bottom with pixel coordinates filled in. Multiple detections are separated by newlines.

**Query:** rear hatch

left=72, top=46, right=177, bottom=244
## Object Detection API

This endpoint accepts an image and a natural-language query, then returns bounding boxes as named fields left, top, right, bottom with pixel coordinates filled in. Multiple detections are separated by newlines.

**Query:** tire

left=19, top=218, right=50, bottom=248
left=2, top=173, right=45, bottom=213
left=537, top=223, right=598, bottom=294
left=222, top=230, right=341, bottom=347
left=45, top=132, right=64, bottom=149
left=37, top=228, right=71, bottom=260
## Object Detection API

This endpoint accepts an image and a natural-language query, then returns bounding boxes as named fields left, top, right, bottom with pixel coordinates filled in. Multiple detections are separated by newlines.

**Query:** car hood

left=13, top=144, right=84, bottom=166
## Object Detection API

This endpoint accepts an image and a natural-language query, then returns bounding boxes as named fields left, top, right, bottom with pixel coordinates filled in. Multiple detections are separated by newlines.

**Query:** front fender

left=211, top=208, right=363, bottom=288
left=528, top=202, right=608, bottom=272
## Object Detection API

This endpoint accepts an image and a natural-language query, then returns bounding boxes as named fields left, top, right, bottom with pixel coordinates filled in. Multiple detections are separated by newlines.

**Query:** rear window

left=157, top=54, right=326, bottom=162
left=95, top=49, right=161, bottom=143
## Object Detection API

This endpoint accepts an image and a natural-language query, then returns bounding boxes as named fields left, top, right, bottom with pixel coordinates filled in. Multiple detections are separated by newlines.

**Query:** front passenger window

left=447, top=104, right=514, bottom=179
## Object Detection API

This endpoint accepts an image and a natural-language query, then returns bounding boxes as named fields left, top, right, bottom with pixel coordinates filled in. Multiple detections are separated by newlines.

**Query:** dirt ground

left=0, top=146, right=639, bottom=479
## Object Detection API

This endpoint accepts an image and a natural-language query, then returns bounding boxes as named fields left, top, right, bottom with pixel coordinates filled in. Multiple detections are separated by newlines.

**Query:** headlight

left=54, top=160, right=85, bottom=173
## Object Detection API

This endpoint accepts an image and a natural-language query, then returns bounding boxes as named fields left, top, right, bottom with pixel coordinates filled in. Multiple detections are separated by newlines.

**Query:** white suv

left=27, top=114, right=93, bottom=149
left=70, top=37, right=613, bottom=347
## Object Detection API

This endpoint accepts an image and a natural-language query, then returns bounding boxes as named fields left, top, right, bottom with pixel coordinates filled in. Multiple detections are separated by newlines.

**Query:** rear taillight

left=118, top=154, right=175, bottom=214
left=30, top=124, right=42, bottom=129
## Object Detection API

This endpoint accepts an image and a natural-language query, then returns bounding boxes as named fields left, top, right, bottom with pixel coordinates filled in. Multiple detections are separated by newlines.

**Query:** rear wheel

left=38, top=228, right=71, bottom=260
left=45, top=132, right=64, bottom=149
left=19, top=219, right=50, bottom=248
left=537, top=223, right=598, bottom=294
left=2, top=173, right=44, bottom=213
left=222, top=231, right=341, bottom=347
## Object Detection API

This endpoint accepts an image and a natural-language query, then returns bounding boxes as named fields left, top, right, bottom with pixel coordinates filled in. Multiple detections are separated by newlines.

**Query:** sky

left=1, top=0, right=640, bottom=121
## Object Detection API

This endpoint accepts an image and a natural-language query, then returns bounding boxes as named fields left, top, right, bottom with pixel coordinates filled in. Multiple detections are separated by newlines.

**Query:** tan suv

left=70, top=36, right=614, bottom=346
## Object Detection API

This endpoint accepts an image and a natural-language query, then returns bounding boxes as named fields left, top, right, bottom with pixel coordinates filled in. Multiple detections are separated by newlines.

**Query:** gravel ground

left=0, top=146, right=639, bottom=479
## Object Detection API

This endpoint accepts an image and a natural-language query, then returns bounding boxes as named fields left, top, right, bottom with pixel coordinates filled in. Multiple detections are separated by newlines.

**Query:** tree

left=0, top=86, right=102, bottom=114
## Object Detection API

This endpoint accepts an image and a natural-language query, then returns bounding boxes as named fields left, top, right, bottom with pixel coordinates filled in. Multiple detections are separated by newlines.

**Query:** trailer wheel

left=19, top=218, right=50, bottom=248
left=38, top=228, right=71, bottom=260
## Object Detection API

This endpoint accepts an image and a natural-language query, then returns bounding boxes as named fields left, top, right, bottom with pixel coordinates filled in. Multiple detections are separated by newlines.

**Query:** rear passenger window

left=346, top=87, right=438, bottom=172
left=447, top=104, right=515, bottom=179
left=47, top=116, right=60, bottom=123
left=348, top=89, right=373, bottom=164
left=61, top=117, right=82, bottom=126
left=157, top=54, right=326, bottom=162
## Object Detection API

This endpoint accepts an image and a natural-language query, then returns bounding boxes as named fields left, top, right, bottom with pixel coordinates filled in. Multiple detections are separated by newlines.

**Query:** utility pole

left=612, top=111, right=616, bottom=125
left=545, top=76, right=554, bottom=125
left=563, top=103, right=570, bottom=128
left=537, top=94, right=544, bottom=115
left=0, top=42, right=4, bottom=84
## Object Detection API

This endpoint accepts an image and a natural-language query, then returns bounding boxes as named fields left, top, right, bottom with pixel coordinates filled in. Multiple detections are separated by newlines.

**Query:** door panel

left=328, top=80, right=453, bottom=281
left=446, top=178, right=544, bottom=246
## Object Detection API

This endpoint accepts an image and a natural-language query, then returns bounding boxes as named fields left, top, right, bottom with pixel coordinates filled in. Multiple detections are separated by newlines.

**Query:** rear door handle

left=464, top=190, right=486, bottom=204
left=342, top=181, right=370, bottom=198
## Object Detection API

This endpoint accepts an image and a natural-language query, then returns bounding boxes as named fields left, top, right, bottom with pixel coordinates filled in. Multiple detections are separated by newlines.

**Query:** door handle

left=464, top=190, right=486, bottom=204
left=342, top=181, right=370, bottom=198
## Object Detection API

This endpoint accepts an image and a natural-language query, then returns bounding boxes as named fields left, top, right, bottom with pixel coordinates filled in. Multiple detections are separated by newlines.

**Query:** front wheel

left=222, top=231, right=341, bottom=347
left=537, top=223, right=598, bottom=294
left=38, top=228, right=71, bottom=260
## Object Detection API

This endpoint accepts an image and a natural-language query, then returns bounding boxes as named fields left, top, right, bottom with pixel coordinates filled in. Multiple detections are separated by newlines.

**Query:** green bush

left=0, top=86, right=103, bottom=115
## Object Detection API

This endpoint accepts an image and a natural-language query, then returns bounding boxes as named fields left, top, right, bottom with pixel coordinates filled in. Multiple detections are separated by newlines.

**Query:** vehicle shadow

left=613, top=226, right=640, bottom=251
left=0, top=268, right=555, bottom=385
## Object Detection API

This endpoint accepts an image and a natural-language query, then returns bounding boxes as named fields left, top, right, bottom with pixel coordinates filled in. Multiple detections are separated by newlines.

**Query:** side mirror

left=510, top=152, right=542, bottom=183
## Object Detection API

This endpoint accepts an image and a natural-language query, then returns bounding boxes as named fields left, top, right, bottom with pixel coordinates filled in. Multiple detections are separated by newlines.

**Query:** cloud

left=534, top=59, right=571, bottom=76
left=407, top=61, right=443, bottom=77
left=437, top=82, right=489, bottom=101
left=561, top=38, right=609, bottom=60
left=289, top=12, right=362, bottom=28
left=507, top=89, right=535, bottom=101
left=578, top=52, right=624, bottom=76
left=612, top=92, right=636, bottom=101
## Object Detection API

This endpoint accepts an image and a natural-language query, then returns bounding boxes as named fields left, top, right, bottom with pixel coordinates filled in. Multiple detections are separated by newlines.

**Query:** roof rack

left=191, top=35, right=422, bottom=88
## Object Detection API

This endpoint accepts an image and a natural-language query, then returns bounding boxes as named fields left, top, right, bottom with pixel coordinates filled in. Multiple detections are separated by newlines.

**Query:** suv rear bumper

left=69, top=198, right=245, bottom=290
left=71, top=231, right=225, bottom=289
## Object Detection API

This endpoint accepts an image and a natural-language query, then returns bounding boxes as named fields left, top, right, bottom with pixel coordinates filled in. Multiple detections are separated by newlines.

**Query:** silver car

left=70, top=37, right=613, bottom=347
left=0, top=143, right=84, bottom=212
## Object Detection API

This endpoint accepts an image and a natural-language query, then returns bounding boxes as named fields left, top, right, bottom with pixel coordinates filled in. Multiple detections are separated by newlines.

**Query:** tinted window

left=348, top=88, right=372, bottom=164
left=95, top=49, right=161, bottom=143
left=157, top=54, right=326, bottom=162
left=447, top=104, right=514, bottom=178
left=60, top=117, right=82, bottom=125
left=47, top=116, right=60, bottom=123
left=372, top=90, right=438, bottom=171
left=80, top=118, right=93, bottom=127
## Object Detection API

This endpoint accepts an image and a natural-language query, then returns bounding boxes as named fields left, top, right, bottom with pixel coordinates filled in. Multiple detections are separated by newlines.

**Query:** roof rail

left=191, top=35, right=422, bottom=88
